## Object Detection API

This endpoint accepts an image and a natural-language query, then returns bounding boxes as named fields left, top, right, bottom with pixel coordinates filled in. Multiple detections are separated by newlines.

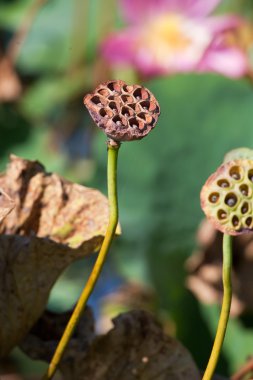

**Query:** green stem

left=202, top=233, right=232, bottom=380
left=42, top=141, right=120, bottom=380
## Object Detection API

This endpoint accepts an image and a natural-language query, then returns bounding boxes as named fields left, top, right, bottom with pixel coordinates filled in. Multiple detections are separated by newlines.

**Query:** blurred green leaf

left=20, top=68, right=91, bottom=119
left=0, top=0, right=31, bottom=28
left=17, top=0, right=73, bottom=72
left=217, top=0, right=253, bottom=17
left=10, top=126, right=66, bottom=173
left=0, top=0, right=117, bottom=73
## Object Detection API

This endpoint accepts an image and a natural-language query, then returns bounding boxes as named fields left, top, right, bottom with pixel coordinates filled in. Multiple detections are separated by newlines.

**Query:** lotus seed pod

left=224, top=148, right=253, bottom=163
left=200, top=159, right=253, bottom=235
left=83, top=80, right=160, bottom=142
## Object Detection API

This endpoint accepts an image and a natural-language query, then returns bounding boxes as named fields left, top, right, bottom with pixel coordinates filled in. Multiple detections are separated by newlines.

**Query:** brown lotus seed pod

left=201, top=159, right=253, bottom=235
left=83, top=80, right=160, bottom=142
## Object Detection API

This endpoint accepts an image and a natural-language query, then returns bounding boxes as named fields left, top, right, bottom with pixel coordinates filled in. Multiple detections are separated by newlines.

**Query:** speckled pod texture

left=201, top=159, right=253, bottom=235
left=83, top=80, right=160, bottom=142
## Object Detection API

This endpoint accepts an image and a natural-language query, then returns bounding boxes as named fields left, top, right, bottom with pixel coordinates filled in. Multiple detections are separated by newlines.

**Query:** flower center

left=147, top=14, right=191, bottom=51
left=136, top=14, right=211, bottom=70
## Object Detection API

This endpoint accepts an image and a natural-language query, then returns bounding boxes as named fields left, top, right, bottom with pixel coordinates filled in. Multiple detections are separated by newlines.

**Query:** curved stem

left=42, top=141, right=120, bottom=380
left=202, top=233, right=233, bottom=380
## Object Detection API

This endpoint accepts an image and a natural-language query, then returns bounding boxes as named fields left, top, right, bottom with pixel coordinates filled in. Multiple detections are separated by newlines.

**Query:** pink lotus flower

left=102, top=0, right=248, bottom=78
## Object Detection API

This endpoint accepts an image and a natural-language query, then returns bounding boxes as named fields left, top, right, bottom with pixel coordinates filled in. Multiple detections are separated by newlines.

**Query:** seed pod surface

left=83, top=80, right=160, bottom=141
left=224, top=147, right=253, bottom=163
left=201, top=159, right=253, bottom=235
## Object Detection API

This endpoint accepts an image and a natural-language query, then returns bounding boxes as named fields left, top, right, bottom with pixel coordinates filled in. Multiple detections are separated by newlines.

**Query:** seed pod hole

left=109, top=101, right=117, bottom=111
left=122, top=94, right=133, bottom=103
left=140, top=100, right=150, bottom=111
left=133, top=87, right=149, bottom=100
left=240, top=184, right=249, bottom=196
left=107, top=81, right=121, bottom=93
left=246, top=217, right=252, bottom=227
left=107, top=82, right=115, bottom=91
left=99, top=108, right=107, bottom=118
left=128, top=103, right=136, bottom=110
left=208, top=192, right=220, bottom=204
left=122, top=106, right=131, bottom=117
left=108, top=95, right=115, bottom=101
left=225, top=193, right=237, bottom=207
left=98, top=88, right=109, bottom=97
left=122, top=84, right=129, bottom=92
left=241, top=202, right=249, bottom=214
left=112, top=115, right=123, bottom=126
left=217, top=179, right=230, bottom=188
left=133, top=88, right=142, bottom=100
left=138, top=112, right=146, bottom=120
left=229, top=166, right=241, bottom=180
left=248, top=169, right=253, bottom=182
left=129, top=117, right=139, bottom=128
left=91, top=96, right=102, bottom=106
left=232, top=215, right=239, bottom=227
left=129, top=117, right=145, bottom=130
left=138, top=112, right=153, bottom=124
left=217, top=209, right=227, bottom=220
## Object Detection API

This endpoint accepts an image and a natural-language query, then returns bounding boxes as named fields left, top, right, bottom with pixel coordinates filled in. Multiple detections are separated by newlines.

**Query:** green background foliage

left=1, top=0, right=253, bottom=377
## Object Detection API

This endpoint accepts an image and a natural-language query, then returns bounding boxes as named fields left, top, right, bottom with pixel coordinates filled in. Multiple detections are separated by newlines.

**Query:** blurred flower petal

left=103, top=15, right=212, bottom=75
left=206, top=15, right=243, bottom=35
left=199, top=44, right=248, bottom=77
left=121, top=0, right=221, bottom=24
left=121, top=0, right=171, bottom=24
left=178, top=0, right=221, bottom=17
left=103, top=0, right=247, bottom=78
left=101, top=30, right=136, bottom=65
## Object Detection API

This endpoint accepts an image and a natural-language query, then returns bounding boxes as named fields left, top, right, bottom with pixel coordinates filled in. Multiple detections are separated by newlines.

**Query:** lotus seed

left=209, top=193, right=219, bottom=203
left=227, top=198, right=236, bottom=207
left=246, top=217, right=252, bottom=226
left=242, top=205, right=248, bottom=214
left=218, top=179, right=229, bottom=188
left=233, top=218, right=239, bottom=226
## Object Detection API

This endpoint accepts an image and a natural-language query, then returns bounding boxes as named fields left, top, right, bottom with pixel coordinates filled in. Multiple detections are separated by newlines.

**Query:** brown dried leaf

left=0, top=155, right=118, bottom=357
left=0, top=155, right=115, bottom=248
left=0, top=188, right=15, bottom=223
left=80, top=310, right=200, bottom=380
left=20, top=307, right=95, bottom=367
left=0, top=58, right=22, bottom=102
left=20, top=310, right=200, bottom=380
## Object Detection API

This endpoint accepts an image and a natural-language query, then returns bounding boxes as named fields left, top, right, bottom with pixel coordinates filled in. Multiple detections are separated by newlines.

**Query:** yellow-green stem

left=42, top=141, right=120, bottom=380
left=202, top=233, right=232, bottom=380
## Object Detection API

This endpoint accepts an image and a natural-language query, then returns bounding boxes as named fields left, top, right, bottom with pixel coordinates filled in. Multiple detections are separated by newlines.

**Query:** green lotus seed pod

left=200, top=159, right=253, bottom=235
left=224, top=148, right=253, bottom=163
